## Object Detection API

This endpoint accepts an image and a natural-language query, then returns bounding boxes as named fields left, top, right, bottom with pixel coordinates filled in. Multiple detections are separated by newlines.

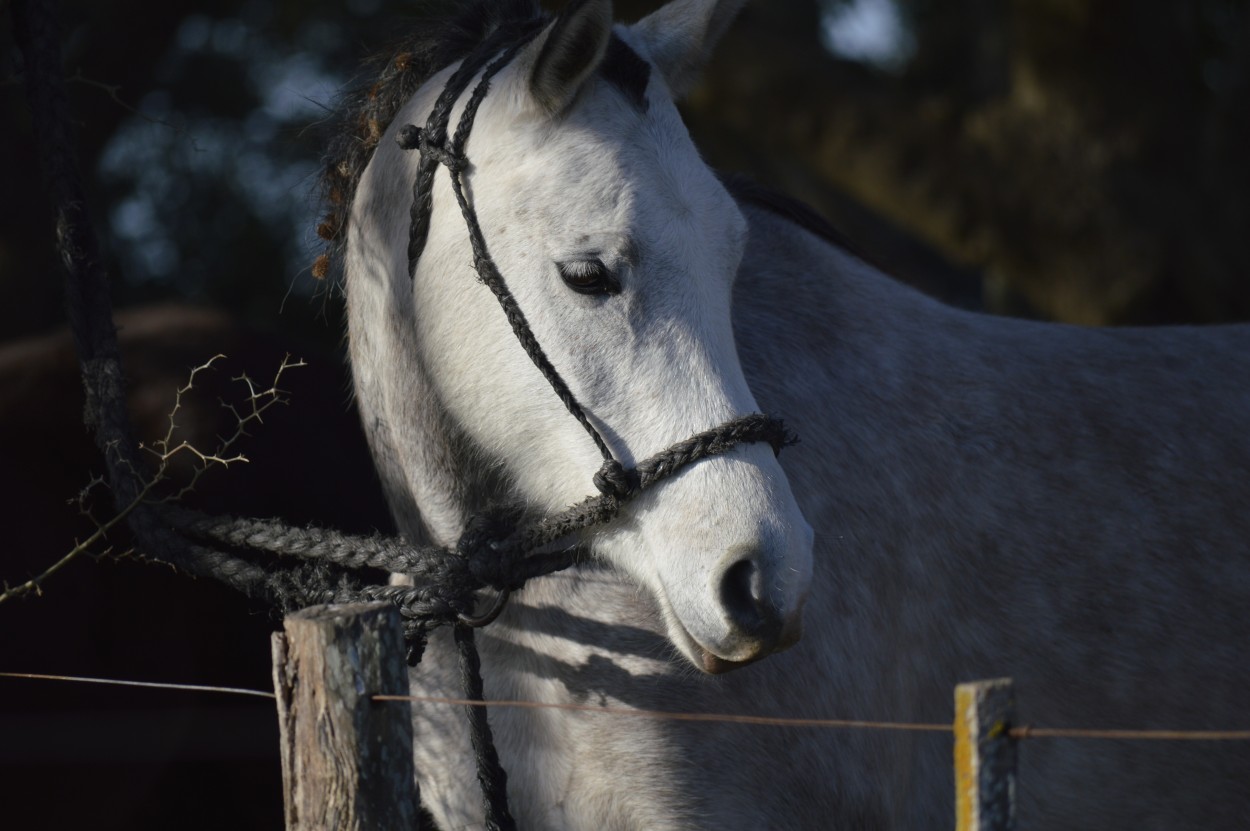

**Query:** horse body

left=338, top=1, right=1250, bottom=827
left=732, top=203, right=1250, bottom=827
left=398, top=196, right=1250, bottom=831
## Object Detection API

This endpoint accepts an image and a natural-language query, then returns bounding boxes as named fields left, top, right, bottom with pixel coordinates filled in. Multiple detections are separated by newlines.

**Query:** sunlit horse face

left=354, top=0, right=812, bottom=672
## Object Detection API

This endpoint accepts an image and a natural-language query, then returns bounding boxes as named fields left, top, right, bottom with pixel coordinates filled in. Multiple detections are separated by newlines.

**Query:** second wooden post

left=954, top=677, right=1018, bottom=831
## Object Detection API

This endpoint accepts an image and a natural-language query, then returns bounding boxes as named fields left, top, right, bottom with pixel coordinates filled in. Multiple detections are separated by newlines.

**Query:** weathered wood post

left=954, top=677, right=1018, bottom=831
left=271, top=602, right=419, bottom=830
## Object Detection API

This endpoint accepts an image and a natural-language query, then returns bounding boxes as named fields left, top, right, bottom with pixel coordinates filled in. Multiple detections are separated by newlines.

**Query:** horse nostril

left=719, top=557, right=779, bottom=639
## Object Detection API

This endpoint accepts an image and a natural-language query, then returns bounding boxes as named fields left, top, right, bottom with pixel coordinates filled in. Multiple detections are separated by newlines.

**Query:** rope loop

left=458, top=588, right=512, bottom=628
left=397, top=123, right=468, bottom=173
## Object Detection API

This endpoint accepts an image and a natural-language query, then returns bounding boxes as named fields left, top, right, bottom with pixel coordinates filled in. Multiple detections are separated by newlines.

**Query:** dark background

left=1, top=0, right=1247, bottom=828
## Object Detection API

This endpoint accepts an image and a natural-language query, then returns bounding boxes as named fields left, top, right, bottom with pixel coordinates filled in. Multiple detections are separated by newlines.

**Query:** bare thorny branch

left=0, top=354, right=305, bottom=605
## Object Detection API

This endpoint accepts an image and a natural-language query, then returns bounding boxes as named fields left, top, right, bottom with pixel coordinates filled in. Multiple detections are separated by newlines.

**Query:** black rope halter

left=397, top=29, right=791, bottom=509
left=392, top=28, right=795, bottom=830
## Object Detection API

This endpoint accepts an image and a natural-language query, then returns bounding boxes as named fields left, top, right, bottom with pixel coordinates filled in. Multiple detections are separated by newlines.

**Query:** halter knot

left=396, top=124, right=467, bottom=173
left=593, top=459, right=636, bottom=499
left=456, top=506, right=523, bottom=577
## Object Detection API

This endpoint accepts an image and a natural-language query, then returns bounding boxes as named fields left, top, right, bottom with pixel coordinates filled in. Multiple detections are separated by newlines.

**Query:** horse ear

left=629, top=0, right=747, bottom=98
left=524, top=0, right=614, bottom=116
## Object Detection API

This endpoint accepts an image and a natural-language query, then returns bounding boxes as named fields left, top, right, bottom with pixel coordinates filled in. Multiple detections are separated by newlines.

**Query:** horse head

left=344, top=0, right=813, bottom=672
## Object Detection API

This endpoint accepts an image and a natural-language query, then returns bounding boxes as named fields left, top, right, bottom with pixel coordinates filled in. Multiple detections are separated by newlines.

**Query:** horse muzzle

left=667, top=548, right=809, bottom=674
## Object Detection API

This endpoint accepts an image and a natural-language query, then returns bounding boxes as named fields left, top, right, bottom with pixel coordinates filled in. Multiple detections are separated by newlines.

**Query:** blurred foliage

left=682, top=0, right=1250, bottom=324
left=1, top=0, right=394, bottom=346
left=3, top=0, right=1249, bottom=344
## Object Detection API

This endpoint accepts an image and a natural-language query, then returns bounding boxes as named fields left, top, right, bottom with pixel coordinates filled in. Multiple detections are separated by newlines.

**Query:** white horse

left=338, top=0, right=1250, bottom=827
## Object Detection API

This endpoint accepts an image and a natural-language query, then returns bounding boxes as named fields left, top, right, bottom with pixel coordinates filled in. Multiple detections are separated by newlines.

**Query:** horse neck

left=732, top=200, right=978, bottom=423
left=734, top=197, right=1250, bottom=594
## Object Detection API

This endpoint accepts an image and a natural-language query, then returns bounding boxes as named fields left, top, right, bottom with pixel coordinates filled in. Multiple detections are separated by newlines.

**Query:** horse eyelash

left=557, top=259, right=621, bottom=296
left=559, top=260, right=603, bottom=279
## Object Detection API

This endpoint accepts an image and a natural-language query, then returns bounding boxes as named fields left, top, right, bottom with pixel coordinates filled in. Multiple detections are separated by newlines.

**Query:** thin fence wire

left=0, top=671, right=277, bottom=699
left=5, top=671, right=1250, bottom=741
left=375, top=693, right=952, bottom=732
left=1008, top=725, right=1250, bottom=741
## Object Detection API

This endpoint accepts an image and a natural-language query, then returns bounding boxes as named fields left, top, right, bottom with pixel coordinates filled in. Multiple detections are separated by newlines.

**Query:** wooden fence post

left=954, top=678, right=1017, bottom=831
left=271, top=602, right=419, bottom=831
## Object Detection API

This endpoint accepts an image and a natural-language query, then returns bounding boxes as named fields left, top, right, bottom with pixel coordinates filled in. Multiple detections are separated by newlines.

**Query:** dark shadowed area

left=1, top=0, right=1247, bottom=827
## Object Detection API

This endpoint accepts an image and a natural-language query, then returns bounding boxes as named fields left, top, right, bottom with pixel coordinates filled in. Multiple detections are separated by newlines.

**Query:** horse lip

left=699, top=649, right=761, bottom=674
left=698, top=626, right=802, bottom=674
left=667, top=603, right=804, bottom=675
left=778, top=611, right=804, bottom=651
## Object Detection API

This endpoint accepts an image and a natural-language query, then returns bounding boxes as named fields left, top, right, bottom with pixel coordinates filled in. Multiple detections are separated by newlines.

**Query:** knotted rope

left=14, top=2, right=794, bottom=828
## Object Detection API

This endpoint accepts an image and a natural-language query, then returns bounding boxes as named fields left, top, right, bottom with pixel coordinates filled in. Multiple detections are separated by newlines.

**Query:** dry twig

left=0, top=353, right=304, bottom=605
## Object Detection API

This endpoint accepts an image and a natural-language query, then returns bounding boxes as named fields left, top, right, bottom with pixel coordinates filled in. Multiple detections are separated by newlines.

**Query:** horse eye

left=557, top=259, right=619, bottom=296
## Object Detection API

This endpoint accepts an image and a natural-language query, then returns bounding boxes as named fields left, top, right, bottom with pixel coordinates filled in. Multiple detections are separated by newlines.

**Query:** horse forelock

left=313, top=0, right=546, bottom=284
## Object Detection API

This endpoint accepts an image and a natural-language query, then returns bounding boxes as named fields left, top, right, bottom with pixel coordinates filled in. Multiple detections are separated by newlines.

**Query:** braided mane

left=313, top=0, right=546, bottom=281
